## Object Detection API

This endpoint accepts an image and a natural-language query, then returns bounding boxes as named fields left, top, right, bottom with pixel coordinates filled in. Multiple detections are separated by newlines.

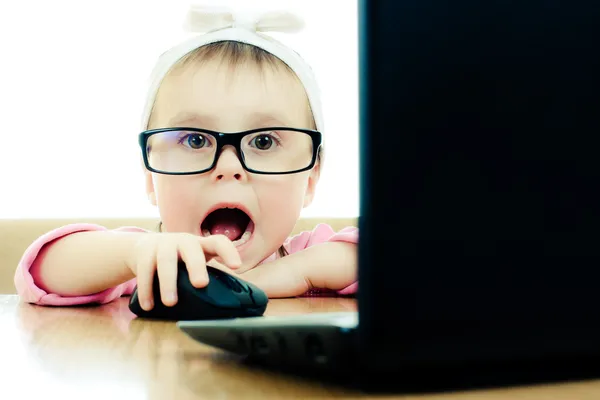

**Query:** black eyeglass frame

left=138, top=127, right=322, bottom=175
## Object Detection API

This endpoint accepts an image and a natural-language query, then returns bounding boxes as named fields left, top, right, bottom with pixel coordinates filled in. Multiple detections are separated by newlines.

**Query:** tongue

left=211, top=222, right=243, bottom=241
left=209, top=209, right=246, bottom=241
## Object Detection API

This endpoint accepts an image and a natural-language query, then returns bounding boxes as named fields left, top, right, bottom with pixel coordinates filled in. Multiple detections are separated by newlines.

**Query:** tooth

left=232, top=230, right=251, bottom=247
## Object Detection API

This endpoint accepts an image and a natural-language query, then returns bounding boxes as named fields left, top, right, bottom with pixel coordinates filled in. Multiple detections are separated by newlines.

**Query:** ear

left=302, top=162, right=321, bottom=208
left=144, top=170, right=157, bottom=207
left=140, top=152, right=158, bottom=206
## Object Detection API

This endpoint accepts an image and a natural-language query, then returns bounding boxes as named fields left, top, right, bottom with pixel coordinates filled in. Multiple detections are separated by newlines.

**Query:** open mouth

left=201, top=207, right=254, bottom=246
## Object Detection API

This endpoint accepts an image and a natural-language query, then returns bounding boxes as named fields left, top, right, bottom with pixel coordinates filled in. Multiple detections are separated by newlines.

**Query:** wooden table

left=2, top=294, right=600, bottom=399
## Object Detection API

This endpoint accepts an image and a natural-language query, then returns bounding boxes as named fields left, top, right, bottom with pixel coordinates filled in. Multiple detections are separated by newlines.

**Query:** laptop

left=178, top=0, right=600, bottom=392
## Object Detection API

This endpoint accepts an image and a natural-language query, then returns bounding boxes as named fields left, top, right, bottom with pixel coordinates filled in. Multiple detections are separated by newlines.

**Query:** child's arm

left=239, top=223, right=359, bottom=297
left=14, top=223, right=242, bottom=307
left=14, top=224, right=146, bottom=306
left=31, top=231, right=140, bottom=295
left=240, top=241, right=357, bottom=297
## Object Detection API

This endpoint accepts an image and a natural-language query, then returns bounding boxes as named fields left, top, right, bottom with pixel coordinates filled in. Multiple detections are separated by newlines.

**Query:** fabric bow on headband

left=141, top=5, right=324, bottom=141
left=183, top=5, right=305, bottom=34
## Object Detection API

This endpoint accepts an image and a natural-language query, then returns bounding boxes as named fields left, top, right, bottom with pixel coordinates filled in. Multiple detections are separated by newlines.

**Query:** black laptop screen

left=358, top=0, right=600, bottom=365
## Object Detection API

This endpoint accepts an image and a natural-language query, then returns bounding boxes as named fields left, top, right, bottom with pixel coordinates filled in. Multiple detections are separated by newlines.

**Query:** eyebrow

left=249, top=112, right=293, bottom=128
left=168, top=113, right=215, bottom=128
left=167, top=111, right=296, bottom=131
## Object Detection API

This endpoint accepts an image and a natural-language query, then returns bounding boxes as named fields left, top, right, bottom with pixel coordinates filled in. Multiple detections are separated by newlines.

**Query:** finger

left=200, top=235, right=242, bottom=269
left=136, top=246, right=157, bottom=311
left=178, top=236, right=208, bottom=288
left=156, top=241, right=179, bottom=307
left=205, top=258, right=229, bottom=271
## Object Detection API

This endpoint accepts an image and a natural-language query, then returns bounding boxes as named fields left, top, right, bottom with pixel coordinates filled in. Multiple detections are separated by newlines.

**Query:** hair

left=151, top=40, right=323, bottom=259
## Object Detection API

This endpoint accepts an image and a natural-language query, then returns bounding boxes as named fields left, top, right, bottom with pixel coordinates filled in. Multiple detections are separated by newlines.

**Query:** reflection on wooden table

left=2, top=295, right=600, bottom=399
left=2, top=295, right=360, bottom=399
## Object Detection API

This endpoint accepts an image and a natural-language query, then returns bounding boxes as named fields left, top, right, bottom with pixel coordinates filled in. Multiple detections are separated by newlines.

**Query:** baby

left=14, top=7, right=358, bottom=311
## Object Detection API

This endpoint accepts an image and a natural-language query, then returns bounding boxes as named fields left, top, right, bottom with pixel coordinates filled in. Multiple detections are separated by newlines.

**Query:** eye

left=180, top=133, right=208, bottom=149
left=253, top=135, right=272, bottom=150
left=250, top=133, right=281, bottom=150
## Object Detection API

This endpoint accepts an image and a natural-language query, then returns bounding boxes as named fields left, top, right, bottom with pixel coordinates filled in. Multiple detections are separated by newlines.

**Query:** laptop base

left=238, top=350, right=600, bottom=395
left=178, top=312, right=359, bottom=373
left=180, top=312, right=600, bottom=394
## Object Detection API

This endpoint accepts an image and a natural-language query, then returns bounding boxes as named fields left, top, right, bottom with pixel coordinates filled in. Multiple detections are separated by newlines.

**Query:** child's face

left=144, top=56, right=320, bottom=271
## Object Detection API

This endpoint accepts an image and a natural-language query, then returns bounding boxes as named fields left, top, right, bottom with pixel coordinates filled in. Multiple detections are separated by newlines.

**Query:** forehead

left=150, top=56, right=313, bottom=131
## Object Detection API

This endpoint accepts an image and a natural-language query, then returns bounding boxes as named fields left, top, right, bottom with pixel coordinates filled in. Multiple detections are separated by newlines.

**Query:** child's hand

left=127, top=232, right=242, bottom=310
left=239, top=242, right=357, bottom=298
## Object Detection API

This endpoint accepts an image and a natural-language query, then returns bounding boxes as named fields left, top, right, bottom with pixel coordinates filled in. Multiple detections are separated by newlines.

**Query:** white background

left=0, top=0, right=358, bottom=218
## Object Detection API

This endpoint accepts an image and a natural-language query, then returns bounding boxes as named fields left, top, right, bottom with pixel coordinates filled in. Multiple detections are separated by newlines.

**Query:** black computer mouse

left=128, top=262, right=268, bottom=321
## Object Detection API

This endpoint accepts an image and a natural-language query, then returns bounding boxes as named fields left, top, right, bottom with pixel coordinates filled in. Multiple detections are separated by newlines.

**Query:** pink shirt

left=14, top=223, right=358, bottom=306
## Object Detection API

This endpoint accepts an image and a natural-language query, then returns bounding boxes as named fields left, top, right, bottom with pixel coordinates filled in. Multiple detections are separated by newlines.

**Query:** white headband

left=140, top=6, right=324, bottom=138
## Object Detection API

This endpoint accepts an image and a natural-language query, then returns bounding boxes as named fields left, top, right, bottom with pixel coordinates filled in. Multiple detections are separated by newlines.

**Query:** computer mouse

left=128, top=261, right=268, bottom=321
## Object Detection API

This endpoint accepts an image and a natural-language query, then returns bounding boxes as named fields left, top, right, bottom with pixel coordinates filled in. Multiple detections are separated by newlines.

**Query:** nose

left=211, top=146, right=247, bottom=182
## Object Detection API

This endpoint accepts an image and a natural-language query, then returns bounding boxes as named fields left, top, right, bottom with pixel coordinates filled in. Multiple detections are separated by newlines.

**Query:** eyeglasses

left=138, top=127, right=322, bottom=175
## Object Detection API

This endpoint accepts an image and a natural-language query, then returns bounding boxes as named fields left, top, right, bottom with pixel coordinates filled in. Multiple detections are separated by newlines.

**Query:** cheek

left=254, top=175, right=309, bottom=229
left=153, top=175, right=200, bottom=232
